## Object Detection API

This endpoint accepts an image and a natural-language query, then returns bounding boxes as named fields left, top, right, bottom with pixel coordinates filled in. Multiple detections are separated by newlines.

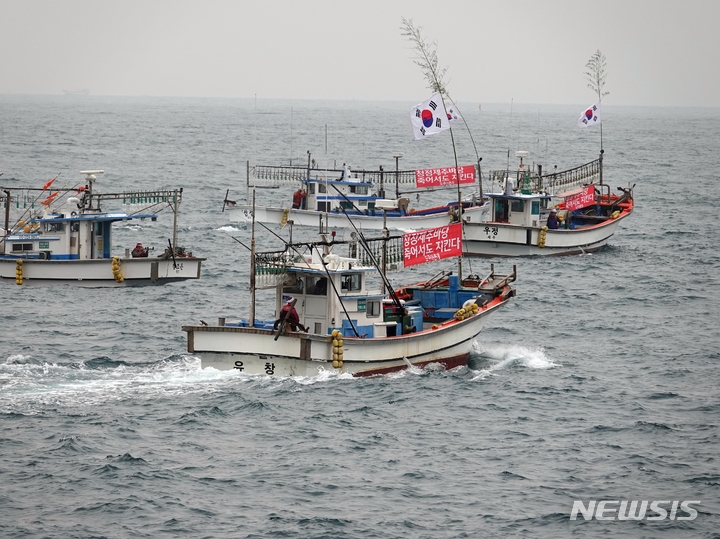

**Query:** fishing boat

left=462, top=152, right=635, bottom=257
left=182, top=224, right=515, bottom=377
left=1, top=170, right=205, bottom=286
left=223, top=158, right=489, bottom=231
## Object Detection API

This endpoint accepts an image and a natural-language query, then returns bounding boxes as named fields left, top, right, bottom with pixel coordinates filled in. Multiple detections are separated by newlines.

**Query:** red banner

left=415, top=165, right=476, bottom=188
left=565, top=185, right=595, bottom=211
left=403, top=223, right=463, bottom=267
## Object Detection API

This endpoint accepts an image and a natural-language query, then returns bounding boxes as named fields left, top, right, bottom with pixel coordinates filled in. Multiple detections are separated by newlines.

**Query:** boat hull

left=183, top=299, right=507, bottom=377
left=462, top=210, right=631, bottom=257
left=227, top=204, right=489, bottom=231
left=1, top=256, right=204, bottom=286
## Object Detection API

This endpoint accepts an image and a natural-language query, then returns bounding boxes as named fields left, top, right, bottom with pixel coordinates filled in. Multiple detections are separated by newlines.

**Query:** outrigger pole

left=335, top=206, right=404, bottom=313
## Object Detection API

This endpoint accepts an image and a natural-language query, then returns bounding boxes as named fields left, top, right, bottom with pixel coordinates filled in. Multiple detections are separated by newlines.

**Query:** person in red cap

left=131, top=243, right=149, bottom=257
left=274, top=297, right=308, bottom=332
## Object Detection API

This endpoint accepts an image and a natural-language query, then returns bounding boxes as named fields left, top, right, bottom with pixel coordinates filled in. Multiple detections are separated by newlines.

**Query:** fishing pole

left=9, top=173, right=61, bottom=231
left=334, top=205, right=404, bottom=312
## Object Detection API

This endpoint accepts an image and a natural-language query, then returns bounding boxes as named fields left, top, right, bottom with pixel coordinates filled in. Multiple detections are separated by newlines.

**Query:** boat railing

left=253, top=236, right=407, bottom=288
left=85, top=189, right=183, bottom=214
left=542, top=159, right=601, bottom=195
left=350, top=236, right=404, bottom=268
left=247, top=164, right=417, bottom=192
left=254, top=251, right=293, bottom=289
left=488, top=158, right=601, bottom=195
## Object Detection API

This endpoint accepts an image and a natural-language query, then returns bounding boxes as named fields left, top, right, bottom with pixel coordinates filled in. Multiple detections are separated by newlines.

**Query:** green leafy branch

left=400, top=17, right=449, bottom=97
left=585, top=50, right=609, bottom=101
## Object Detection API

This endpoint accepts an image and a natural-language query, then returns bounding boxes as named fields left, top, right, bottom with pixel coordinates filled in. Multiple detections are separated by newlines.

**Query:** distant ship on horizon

left=62, top=89, right=90, bottom=96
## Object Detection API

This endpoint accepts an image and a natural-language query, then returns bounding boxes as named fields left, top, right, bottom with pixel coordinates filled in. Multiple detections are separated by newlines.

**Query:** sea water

left=1, top=95, right=719, bottom=538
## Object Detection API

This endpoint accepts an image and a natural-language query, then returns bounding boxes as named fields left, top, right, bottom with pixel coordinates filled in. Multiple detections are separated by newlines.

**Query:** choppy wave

left=1, top=97, right=718, bottom=538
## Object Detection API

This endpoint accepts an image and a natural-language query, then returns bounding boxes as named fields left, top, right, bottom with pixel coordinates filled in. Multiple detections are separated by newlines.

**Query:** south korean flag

left=410, top=93, right=451, bottom=140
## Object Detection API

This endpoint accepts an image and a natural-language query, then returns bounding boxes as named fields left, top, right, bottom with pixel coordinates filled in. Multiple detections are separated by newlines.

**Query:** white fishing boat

left=223, top=158, right=489, bottom=231
left=183, top=225, right=515, bottom=377
left=462, top=152, right=635, bottom=257
left=1, top=170, right=205, bottom=286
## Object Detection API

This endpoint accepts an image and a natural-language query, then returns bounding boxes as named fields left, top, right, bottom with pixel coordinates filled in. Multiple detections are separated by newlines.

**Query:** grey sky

left=1, top=0, right=718, bottom=107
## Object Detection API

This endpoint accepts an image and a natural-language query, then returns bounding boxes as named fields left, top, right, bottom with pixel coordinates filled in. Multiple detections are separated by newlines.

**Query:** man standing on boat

left=547, top=209, right=560, bottom=229
left=292, top=187, right=306, bottom=209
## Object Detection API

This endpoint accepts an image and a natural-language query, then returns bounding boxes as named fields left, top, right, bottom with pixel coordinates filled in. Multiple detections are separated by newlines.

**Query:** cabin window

left=349, top=185, right=368, bottom=195
left=531, top=200, right=540, bottom=215
left=367, top=300, right=381, bottom=318
left=494, top=200, right=508, bottom=221
left=307, top=275, right=327, bottom=296
left=511, top=200, right=525, bottom=212
left=357, top=200, right=367, bottom=207
left=283, top=275, right=304, bottom=294
left=71, top=222, right=79, bottom=232
left=318, top=184, right=327, bottom=194
left=44, top=222, right=64, bottom=233
left=12, top=243, right=33, bottom=252
left=340, top=201, right=353, bottom=210
left=317, top=201, right=331, bottom=212
left=308, top=184, right=315, bottom=194
left=341, top=273, right=361, bottom=292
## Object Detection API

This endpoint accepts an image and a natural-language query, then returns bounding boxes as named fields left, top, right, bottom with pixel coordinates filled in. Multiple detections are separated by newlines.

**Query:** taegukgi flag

left=410, top=92, right=450, bottom=140
left=446, top=102, right=462, bottom=123
left=578, top=102, right=601, bottom=128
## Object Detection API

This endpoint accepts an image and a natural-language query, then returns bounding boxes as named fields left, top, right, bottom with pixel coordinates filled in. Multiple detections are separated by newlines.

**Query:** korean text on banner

left=415, top=165, right=476, bottom=189
left=565, top=185, right=595, bottom=211
left=403, top=222, right=463, bottom=267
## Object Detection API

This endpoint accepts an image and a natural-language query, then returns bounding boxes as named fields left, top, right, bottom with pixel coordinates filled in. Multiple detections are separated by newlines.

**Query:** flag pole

left=442, top=94, right=463, bottom=277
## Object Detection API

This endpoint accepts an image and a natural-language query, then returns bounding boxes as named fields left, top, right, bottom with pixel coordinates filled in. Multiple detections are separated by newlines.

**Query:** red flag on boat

left=42, top=178, right=55, bottom=190
left=565, top=184, right=596, bottom=211
left=415, top=165, right=475, bottom=189
left=41, top=192, right=59, bottom=206
left=403, top=222, right=463, bottom=267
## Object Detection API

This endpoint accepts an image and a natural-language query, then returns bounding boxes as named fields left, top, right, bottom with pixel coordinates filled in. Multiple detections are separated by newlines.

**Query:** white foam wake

left=469, top=342, right=560, bottom=380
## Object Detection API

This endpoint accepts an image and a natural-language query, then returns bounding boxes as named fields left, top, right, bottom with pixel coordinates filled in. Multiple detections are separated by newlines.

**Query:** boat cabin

left=301, top=176, right=380, bottom=214
left=277, top=254, right=393, bottom=337
left=488, top=182, right=554, bottom=228
left=2, top=197, right=157, bottom=261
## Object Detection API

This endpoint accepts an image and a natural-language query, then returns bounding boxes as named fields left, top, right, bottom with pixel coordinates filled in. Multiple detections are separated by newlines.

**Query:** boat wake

left=468, top=342, right=560, bottom=380
left=216, top=225, right=243, bottom=233
left=0, top=354, right=237, bottom=411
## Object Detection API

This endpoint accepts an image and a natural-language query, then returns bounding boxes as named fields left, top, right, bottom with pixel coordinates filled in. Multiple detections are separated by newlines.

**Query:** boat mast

left=476, top=157, right=483, bottom=202
left=393, top=152, right=403, bottom=199
left=172, top=188, right=181, bottom=254
left=249, top=189, right=256, bottom=328
left=2, top=188, right=8, bottom=255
